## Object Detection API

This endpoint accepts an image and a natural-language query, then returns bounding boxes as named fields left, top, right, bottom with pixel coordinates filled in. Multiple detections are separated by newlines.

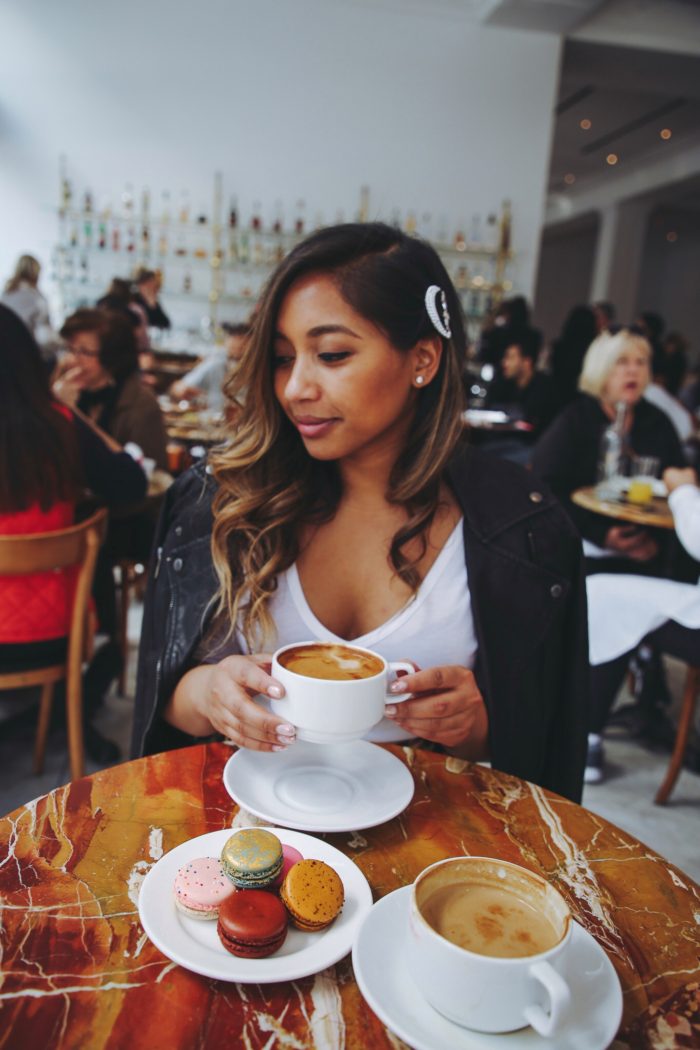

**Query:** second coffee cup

left=270, top=641, right=413, bottom=743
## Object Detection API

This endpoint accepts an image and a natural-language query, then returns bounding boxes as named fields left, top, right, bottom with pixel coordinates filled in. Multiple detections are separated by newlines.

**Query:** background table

left=1, top=743, right=699, bottom=1049
left=572, top=485, right=675, bottom=530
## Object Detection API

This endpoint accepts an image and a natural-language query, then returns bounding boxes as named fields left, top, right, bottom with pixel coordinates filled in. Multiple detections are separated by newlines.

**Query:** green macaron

left=221, top=828, right=284, bottom=889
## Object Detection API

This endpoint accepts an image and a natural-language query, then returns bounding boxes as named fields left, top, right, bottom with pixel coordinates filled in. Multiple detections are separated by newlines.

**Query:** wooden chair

left=655, top=665, right=700, bottom=805
left=115, top=558, right=146, bottom=694
left=0, top=508, right=108, bottom=782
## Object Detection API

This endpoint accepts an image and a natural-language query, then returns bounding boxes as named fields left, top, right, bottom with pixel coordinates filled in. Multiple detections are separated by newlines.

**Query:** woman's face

left=601, top=342, right=650, bottom=407
left=65, top=330, right=111, bottom=390
left=273, top=275, right=427, bottom=465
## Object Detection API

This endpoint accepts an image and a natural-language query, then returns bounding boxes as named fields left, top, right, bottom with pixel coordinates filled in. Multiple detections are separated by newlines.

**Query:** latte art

left=278, top=643, right=384, bottom=681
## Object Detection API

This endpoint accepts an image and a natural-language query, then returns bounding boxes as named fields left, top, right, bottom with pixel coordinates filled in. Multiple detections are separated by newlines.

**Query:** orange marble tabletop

left=1, top=743, right=699, bottom=1049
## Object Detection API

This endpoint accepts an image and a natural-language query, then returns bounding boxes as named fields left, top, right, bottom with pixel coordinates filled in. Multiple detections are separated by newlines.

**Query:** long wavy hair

left=210, top=222, right=467, bottom=649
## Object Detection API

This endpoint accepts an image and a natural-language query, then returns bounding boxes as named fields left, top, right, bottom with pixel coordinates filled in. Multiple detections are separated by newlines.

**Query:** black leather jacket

left=132, top=446, right=589, bottom=801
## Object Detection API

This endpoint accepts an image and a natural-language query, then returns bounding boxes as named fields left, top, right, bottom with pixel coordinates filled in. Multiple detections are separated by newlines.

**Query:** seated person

left=486, top=327, right=555, bottom=438
left=133, top=223, right=589, bottom=802
left=54, top=308, right=169, bottom=719
left=585, top=467, right=700, bottom=783
left=169, top=322, right=250, bottom=410
left=0, top=304, right=147, bottom=762
left=132, top=267, right=171, bottom=330
left=532, top=327, right=685, bottom=576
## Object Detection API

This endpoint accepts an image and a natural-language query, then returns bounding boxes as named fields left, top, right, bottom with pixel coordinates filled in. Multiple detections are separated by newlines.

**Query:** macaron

left=217, top=888, right=288, bottom=958
left=273, top=844, right=304, bottom=889
left=173, top=857, right=236, bottom=921
left=221, top=828, right=284, bottom=889
left=280, top=858, right=344, bottom=932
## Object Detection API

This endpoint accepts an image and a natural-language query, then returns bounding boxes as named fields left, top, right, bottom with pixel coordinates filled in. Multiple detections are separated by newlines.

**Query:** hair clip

left=425, top=285, right=452, bottom=340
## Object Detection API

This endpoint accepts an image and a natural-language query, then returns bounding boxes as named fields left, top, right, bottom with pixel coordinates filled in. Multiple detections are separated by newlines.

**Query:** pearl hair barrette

left=424, top=285, right=452, bottom=340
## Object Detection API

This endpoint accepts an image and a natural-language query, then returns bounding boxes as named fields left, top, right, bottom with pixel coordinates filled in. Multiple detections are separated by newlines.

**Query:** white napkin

left=587, top=573, right=700, bottom=665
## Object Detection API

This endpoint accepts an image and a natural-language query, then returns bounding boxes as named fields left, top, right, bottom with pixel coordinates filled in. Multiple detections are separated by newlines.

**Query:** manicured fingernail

left=268, top=685, right=283, bottom=698
left=385, top=705, right=397, bottom=717
left=272, top=744, right=288, bottom=752
left=276, top=724, right=295, bottom=740
left=390, top=680, right=406, bottom=693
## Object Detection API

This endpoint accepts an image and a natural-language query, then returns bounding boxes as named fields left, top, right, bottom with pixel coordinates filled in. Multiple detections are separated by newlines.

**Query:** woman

left=1, top=254, right=58, bottom=361
left=533, top=327, right=685, bottom=574
left=0, top=304, right=147, bottom=760
left=56, top=308, right=167, bottom=469
left=549, top=304, right=598, bottom=411
left=133, top=223, right=589, bottom=801
left=585, top=467, right=700, bottom=782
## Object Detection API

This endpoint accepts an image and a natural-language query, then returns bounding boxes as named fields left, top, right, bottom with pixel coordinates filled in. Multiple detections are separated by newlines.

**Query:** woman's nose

left=284, top=360, right=318, bottom=400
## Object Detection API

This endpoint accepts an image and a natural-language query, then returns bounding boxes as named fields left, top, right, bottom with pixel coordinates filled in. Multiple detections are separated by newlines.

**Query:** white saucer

left=138, top=827, right=372, bottom=983
left=223, top=740, right=415, bottom=832
left=352, top=886, right=623, bottom=1050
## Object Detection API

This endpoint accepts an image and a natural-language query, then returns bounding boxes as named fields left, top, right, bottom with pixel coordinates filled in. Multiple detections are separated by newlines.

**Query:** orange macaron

left=280, top=859, right=344, bottom=932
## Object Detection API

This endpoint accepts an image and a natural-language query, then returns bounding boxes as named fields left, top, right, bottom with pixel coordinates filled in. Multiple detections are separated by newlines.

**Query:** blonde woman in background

left=1, top=254, right=59, bottom=360
left=533, top=326, right=685, bottom=573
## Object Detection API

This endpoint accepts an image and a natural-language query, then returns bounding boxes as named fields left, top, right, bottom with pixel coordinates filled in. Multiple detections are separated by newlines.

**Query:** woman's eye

left=319, top=351, right=351, bottom=364
left=272, top=354, right=294, bottom=368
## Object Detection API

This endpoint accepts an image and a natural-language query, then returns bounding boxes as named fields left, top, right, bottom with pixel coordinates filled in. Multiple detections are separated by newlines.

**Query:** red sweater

left=0, top=500, right=76, bottom=643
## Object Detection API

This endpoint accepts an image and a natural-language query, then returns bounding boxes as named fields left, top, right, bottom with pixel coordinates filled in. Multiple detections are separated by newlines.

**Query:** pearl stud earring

left=415, top=375, right=425, bottom=386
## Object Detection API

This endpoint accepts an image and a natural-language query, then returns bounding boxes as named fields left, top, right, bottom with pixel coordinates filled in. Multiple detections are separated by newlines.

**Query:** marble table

left=1, top=743, right=699, bottom=1049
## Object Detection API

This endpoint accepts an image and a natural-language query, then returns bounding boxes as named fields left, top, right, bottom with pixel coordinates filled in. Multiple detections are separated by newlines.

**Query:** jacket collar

left=447, top=444, right=558, bottom=542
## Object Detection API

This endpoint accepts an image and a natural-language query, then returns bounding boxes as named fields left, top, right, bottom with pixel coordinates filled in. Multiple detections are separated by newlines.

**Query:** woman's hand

left=604, top=524, right=658, bottom=561
left=663, top=467, right=697, bottom=494
left=165, top=654, right=296, bottom=752
left=52, top=364, right=83, bottom=408
left=384, top=664, right=488, bottom=757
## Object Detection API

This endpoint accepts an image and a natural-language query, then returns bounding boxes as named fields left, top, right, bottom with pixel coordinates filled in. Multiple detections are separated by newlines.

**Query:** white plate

left=223, top=740, right=415, bottom=832
left=352, top=886, right=623, bottom=1050
left=138, top=827, right=372, bottom=983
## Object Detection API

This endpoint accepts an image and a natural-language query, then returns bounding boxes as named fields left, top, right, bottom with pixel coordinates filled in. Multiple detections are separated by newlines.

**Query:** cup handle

left=523, top=960, right=571, bottom=1037
left=386, top=661, right=415, bottom=703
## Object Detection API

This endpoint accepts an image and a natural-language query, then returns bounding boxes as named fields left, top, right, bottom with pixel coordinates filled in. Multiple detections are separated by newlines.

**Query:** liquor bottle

left=179, top=191, right=190, bottom=225
left=238, top=229, right=250, bottom=265
left=161, top=190, right=171, bottom=224
left=294, top=199, right=306, bottom=235
left=61, top=175, right=72, bottom=213
left=141, top=188, right=151, bottom=219
left=174, top=232, right=187, bottom=257
left=83, top=190, right=93, bottom=215
left=485, top=213, right=499, bottom=252
left=122, top=183, right=134, bottom=217
left=454, top=227, right=467, bottom=252
left=141, top=224, right=151, bottom=256
left=250, top=201, right=262, bottom=232
left=98, top=222, right=107, bottom=249
left=126, top=226, right=136, bottom=253
left=183, top=270, right=192, bottom=293
left=112, top=225, right=120, bottom=252
left=404, top=211, right=417, bottom=235
left=158, top=229, right=168, bottom=256
left=499, top=200, right=512, bottom=254
left=358, top=185, right=370, bottom=223
left=83, top=218, right=93, bottom=247
left=69, top=225, right=78, bottom=248
left=228, top=196, right=238, bottom=228
left=596, top=401, right=627, bottom=497
left=272, top=200, right=283, bottom=234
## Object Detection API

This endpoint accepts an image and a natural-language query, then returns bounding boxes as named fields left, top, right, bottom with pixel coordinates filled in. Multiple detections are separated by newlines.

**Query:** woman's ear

left=411, top=334, right=443, bottom=388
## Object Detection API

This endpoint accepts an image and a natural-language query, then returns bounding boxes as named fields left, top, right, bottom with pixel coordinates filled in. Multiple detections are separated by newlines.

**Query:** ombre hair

left=210, top=222, right=468, bottom=649
left=578, top=328, right=651, bottom=400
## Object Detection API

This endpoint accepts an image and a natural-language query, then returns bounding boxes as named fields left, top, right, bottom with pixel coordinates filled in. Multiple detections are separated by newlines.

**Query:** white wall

left=0, top=0, right=561, bottom=323
left=533, top=214, right=599, bottom=341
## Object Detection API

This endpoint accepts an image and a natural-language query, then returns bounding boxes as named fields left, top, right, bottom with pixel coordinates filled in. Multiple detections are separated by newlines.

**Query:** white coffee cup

left=270, top=640, right=413, bottom=744
left=406, top=857, right=573, bottom=1036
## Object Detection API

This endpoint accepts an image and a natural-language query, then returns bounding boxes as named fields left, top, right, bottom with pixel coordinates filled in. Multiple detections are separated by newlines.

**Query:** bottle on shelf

left=179, top=190, right=190, bottom=225
left=250, top=201, right=262, bottom=232
left=499, top=200, right=512, bottom=254
left=404, top=211, right=417, bottom=236
left=98, top=222, right=107, bottom=250
left=83, top=190, right=93, bottom=215
left=596, top=401, right=627, bottom=499
left=122, top=183, right=134, bottom=217
left=358, top=185, right=370, bottom=223
left=294, top=199, right=306, bottom=236
left=484, top=213, right=499, bottom=252
left=157, top=229, right=168, bottom=256
left=454, top=226, right=467, bottom=252
left=160, top=190, right=171, bottom=224
left=126, top=226, right=136, bottom=254
left=238, top=229, right=250, bottom=265
left=141, top=187, right=151, bottom=219
left=60, top=173, right=72, bottom=214
left=272, top=200, right=283, bottom=235
left=183, top=270, right=192, bottom=293
left=111, top=225, right=120, bottom=252
left=69, top=224, right=78, bottom=248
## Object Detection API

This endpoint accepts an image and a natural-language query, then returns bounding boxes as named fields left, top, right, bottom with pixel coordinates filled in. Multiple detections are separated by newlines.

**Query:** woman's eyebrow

left=273, top=323, right=363, bottom=342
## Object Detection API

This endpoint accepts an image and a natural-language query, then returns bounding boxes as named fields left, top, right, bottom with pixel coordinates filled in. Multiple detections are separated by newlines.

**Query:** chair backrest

left=0, top=507, right=108, bottom=576
left=0, top=507, right=108, bottom=659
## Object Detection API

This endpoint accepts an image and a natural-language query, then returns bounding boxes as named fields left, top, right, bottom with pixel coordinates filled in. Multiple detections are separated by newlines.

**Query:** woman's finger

left=220, top=654, right=285, bottom=700
left=389, top=664, right=474, bottom=698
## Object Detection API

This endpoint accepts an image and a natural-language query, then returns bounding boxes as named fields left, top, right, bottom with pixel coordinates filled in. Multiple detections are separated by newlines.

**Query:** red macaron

left=217, top=889, right=288, bottom=959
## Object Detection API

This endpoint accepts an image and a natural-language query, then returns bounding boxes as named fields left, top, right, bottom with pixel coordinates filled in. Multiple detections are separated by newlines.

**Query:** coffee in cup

left=271, top=641, right=413, bottom=744
left=407, top=857, right=572, bottom=1035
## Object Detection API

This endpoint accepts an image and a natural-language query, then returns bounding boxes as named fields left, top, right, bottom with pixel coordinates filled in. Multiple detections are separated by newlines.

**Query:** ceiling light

left=564, top=173, right=576, bottom=185
left=579, top=119, right=591, bottom=130
left=606, top=153, right=618, bottom=165
left=660, top=128, right=672, bottom=140
left=666, top=231, right=678, bottom=243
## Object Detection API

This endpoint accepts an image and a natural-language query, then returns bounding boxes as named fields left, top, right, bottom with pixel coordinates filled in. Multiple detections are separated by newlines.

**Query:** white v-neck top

left=203, top=519, right=477, bottom=743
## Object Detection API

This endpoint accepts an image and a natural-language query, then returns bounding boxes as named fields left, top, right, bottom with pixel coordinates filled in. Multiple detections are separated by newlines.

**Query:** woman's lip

left=293, top=417, right=338, bottom=438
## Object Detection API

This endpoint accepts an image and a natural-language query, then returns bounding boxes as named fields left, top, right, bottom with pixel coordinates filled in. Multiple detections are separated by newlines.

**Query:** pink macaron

left=273, top=844, right=304, bottom=888
left=173, top=857, right=236, bottom=920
